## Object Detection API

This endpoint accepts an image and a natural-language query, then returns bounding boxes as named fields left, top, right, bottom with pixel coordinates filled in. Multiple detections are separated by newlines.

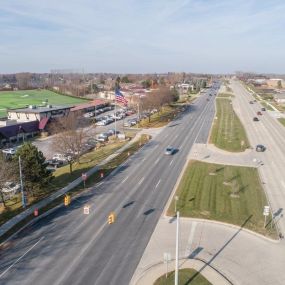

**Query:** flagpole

left=115, top=96, right=117, bottom=137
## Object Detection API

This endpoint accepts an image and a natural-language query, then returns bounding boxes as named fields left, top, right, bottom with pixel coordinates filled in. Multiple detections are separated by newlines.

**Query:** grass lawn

left=210, top=98, right=250, bottom=152
left=168, top=161, right=277, bottom=238
left=0, top=89, right=89, bottom=117
left=217, top=93, right=234, bottom=98
left=136, top=105, right=180, bottom=128
left=278, top=118, right=285, bottom=127
left=154, top=268, right=212, bottom=285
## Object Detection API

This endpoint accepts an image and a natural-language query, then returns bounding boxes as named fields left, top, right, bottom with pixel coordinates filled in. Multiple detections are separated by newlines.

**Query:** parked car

left=46, top=159, right=65, bottom=168
left=249, top=101, right=254, bottom=104
left=123, top=121, right=131, bottom=127
left=2, top=148, right=16, bottom=155
left=52, top=153, right=70, bottom=162
left=165, top=146, right=176, bottom=155
left=107, top=129, right=120, bottom=136
left=257, top=111, right=262, bottom=116
left=83, top=112, right=94, bottom=118
left=96, top=120, right=107, bottom=126
left=261, top=107, right=266, bottom=111
left=256, top=144, right=266, bottom=152
left=253, top=117, right=259, bottom=121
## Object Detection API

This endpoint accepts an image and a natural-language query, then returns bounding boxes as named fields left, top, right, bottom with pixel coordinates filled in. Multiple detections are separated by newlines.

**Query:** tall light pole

left=174, top=195, right=179, bottom=213
left=18, top=156, right=26, bottom=208
left=175, top=211, right=180, bottom=285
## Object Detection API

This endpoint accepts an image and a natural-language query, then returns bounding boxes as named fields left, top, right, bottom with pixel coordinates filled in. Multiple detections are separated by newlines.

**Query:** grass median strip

left=210, top=98, right=250, bottom=152
left=154, top=268, right=212, bottom=285
left=168, top=160, right=277, bottom=238
left=278, top=118, right=285, bottom=127
left=217, top=92, right=234, bottom=98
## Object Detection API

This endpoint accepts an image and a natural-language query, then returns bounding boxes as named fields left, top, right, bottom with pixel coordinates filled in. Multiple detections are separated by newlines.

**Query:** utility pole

left=175, top=211, right=180, bottom=285
left=137, top=96, right=140, bottom=128
left=18, top=156, right=26, bottom=208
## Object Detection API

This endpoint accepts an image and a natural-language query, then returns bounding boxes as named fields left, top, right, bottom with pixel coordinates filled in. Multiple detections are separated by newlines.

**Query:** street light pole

left=174, top=195, right=179, bottom=213
left=175, top=211, right=180, bottom=285
left=18, top=156, right=26, bottom=209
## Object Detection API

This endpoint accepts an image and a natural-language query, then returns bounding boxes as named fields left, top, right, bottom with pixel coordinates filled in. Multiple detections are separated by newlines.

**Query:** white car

left=83, top=112, right=94, bottom=118
left=2, top=148, right=16, bottom=155
left=96, top=120, right=107, bottom=126
left=52, top=153, right=70, bottom=161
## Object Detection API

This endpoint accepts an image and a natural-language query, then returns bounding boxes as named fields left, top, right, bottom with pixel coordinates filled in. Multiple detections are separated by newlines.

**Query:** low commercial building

left=0, top=120, right=39, bottom=147
left=274, top=93, right=285, bottom=104
left=7, top=105, right=71, bottom=122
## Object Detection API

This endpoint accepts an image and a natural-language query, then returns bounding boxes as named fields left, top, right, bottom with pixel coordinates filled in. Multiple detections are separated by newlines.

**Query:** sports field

left=0, top=89, right=89, bottom=117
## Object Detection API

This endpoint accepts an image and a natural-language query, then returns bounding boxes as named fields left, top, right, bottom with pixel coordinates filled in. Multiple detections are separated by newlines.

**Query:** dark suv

left=253, top=117, right=259, bottom=121
left=256, top=145, right=266, bottom=152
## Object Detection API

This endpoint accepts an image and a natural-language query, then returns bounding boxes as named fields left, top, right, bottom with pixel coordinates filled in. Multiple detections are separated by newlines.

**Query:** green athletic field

left=0, top=89, right=89, bottom=117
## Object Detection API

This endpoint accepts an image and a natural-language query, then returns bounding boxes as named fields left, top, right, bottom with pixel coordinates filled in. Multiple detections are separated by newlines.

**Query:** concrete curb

left=132, top=258, right=234, bottom=285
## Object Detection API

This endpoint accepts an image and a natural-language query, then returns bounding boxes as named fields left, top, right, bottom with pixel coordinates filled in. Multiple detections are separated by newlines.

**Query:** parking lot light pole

left=18, top=156, right=26, bottom=209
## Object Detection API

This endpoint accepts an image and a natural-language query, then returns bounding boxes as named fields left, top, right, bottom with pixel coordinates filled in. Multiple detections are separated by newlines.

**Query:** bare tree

left=15, top=73, right=32, bottom=89
left=0, top=155, right=18, bottom=209
left=49, top=113, right=96, bottom=173
left=140, top=87, right=176, bottom=122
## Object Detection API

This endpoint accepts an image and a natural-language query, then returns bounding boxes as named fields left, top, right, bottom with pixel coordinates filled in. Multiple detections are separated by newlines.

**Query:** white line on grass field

left=0, top=236, right=44, bottom=278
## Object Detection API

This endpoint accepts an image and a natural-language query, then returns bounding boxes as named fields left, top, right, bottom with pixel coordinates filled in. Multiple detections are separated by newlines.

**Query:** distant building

left=273, top=93, right=285, bottom=104
left=7, top=105, right=71, bottom=123
left=267, top=79, right=284, bottom=89
left=0, top=120, right=39, bottom=146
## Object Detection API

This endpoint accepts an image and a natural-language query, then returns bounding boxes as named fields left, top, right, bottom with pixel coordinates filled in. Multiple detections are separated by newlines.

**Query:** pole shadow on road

left=186, top=215, right=253, bottom=284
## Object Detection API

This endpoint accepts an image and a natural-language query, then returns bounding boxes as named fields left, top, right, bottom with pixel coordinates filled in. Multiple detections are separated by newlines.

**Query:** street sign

left=84, top=205, right=90, bottom=215
left=163, top=252, right=171, bottom=263
left=263, top=206, right=270, bottom=216
left=82, top=173, right=87, bottom=181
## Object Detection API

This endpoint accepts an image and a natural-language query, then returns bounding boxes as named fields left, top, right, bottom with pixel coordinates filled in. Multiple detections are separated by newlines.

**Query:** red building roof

left=70, top=99, right=107, bottom=112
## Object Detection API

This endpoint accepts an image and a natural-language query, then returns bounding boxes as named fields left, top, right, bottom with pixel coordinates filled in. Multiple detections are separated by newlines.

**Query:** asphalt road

left=231, top=80, right=285, bottom=236
left=0, top=85, right=219, bottom=285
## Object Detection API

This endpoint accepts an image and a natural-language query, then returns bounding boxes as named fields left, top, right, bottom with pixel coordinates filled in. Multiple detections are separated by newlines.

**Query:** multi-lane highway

left=231, top=80, right=285, bottom=235
left=0, top=85, right=219, bottom=285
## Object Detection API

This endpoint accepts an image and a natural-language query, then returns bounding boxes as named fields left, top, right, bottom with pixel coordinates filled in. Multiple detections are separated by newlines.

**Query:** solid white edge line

left=0, top=236, right=44, bottom=278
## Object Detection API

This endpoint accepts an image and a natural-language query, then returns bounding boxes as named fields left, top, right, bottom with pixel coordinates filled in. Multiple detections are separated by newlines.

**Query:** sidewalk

left=134, top=258, right=232, bottom=285
left=0, top=130, right=153, bottom=239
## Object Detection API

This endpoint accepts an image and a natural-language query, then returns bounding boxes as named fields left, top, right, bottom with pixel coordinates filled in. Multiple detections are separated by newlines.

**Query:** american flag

left=115, top=88, right=128, bottom=105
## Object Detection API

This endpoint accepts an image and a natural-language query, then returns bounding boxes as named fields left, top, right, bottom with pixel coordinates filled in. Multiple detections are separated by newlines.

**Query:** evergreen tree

left=14, top=143, right=52, bottom=198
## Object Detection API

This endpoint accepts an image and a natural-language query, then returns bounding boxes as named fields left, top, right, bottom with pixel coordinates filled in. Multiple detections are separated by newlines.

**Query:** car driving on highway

left=256, top=144, right=266, bottom=152
left=165, top=146, right=175, bottom=155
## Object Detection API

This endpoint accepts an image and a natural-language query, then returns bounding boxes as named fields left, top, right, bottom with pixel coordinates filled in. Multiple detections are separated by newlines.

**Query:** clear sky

left=1, top=0, right=285, bottom=74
